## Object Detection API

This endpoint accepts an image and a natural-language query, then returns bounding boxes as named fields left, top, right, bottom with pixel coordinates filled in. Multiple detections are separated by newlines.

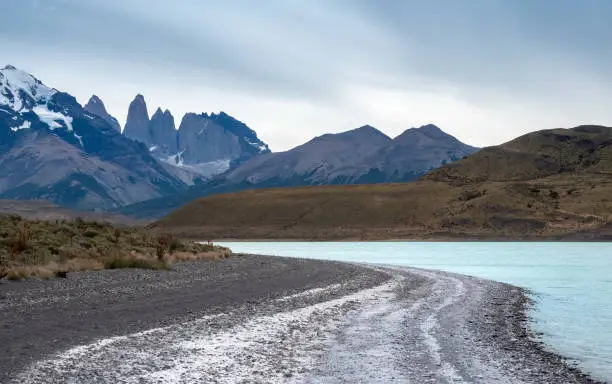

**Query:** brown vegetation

left=0, top=199, right=148, bottom=226
left=153, top=125, right=612, bottom=240
left=0, top=215, right=230, bottom=280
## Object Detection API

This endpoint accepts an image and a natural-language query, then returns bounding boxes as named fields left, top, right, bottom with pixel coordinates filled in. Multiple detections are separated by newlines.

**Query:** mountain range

left=0, top=65, right=269, bottom=210
left=120, top=123, right=478, bottom=218
left=155, top=125, right=612, bottom=240
left=0, top=65, right=188, bottom=210
left=1, top=65, right=478, bottom=216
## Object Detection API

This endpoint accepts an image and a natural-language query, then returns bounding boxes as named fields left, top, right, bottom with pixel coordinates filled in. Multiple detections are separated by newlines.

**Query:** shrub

left=459, top=189, right=486, bottom=201
left=549, top=190, right=560, bottom=199
left=58, top=245, right=82, bottom=261
left=156, top=234, right=173, bottom=261
left=83, top=229, right=99, bottom=238
left=113, top=228, right=121, bottom=244
left=13, top=223, right=31, bottom=255
left=169, top=237, right=183, bottom=252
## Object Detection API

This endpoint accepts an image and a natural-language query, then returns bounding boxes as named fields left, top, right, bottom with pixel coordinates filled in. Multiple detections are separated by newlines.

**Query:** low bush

left=83, top=229, right=100, bottom=238
left=459, top=189, right=486, bottom=201
left=549, top=190, right=560, bottom=199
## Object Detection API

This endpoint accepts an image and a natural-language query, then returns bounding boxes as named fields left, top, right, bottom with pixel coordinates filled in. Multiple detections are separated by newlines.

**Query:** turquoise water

left=219, top=242, right=612, bottom=382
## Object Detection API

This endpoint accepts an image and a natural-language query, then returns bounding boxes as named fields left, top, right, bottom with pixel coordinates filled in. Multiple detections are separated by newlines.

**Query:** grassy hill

left=153, top=125, right=612, bottom=240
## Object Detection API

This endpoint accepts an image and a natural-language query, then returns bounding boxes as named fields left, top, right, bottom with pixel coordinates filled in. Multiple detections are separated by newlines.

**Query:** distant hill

left=0, top=199, right=146, bottom=226
left=123, top=124, right=477, bottom=218
left=153, top=125, right=612, bottom=240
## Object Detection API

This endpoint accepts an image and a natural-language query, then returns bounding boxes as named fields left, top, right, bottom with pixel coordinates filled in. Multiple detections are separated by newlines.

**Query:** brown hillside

left=0, top=199, right=148, bottom=226
left=426, top=125, right=612, bottom=183
left=154, top=125, right=612, bottom=240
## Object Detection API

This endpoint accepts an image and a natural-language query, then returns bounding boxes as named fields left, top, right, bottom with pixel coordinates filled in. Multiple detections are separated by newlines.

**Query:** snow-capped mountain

left=0, top=65, right=189, bottom=210
left=0, top=65, right=85, bottom=147
left=0, top=65, right=56, bottom=111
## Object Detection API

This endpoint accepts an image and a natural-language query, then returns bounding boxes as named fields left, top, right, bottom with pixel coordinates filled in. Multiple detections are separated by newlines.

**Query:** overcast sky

left=1, top=0, right=611, bottom=151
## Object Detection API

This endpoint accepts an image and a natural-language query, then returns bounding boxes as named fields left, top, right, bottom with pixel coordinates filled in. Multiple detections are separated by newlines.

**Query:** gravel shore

left=0, top=254, right=603, bottom=383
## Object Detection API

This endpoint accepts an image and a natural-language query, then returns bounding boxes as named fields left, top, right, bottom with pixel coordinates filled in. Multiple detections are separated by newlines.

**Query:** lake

left=219, top=241, right=612, bottom=382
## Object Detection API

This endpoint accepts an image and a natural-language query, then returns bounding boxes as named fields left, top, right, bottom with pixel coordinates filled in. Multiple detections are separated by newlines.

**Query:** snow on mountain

left=0, top=65, right=56, bottom=111
left=160, top=150, right=232, bottom=178
left=11, top=120, right=31, bottom=132
left=0, top=65, right=76, bottom=136
left=32, top=105, right=73, bottom=131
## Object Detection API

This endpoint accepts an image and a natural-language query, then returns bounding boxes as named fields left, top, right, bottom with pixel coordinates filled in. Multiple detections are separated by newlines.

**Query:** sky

left=1, top=0, right=611, bottom=152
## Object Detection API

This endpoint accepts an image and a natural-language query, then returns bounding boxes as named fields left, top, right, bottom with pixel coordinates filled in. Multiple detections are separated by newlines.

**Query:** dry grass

left=167, top=248, right=231, bottom=263
left=4, top=259, right=105, bottom=281
left=153, top=126, right=612, bottom=240
left=0, top=215, right=231, bottom=280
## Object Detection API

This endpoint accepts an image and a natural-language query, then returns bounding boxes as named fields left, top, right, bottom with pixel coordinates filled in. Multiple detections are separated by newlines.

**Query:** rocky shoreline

left=0, top=255, right=604, bottom=383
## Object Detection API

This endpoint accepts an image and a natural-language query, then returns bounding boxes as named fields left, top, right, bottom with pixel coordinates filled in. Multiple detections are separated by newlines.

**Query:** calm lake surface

left=219, top=242, right=612, bottom=382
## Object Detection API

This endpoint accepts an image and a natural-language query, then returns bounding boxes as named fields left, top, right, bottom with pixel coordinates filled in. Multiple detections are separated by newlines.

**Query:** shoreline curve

left=0, top=255, right=603, bottom=383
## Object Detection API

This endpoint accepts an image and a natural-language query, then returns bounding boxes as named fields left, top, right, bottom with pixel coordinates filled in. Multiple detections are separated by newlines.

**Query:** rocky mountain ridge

left=0, top=65, right=188, bottom=210
left=103, top=94, right=270, bottom=178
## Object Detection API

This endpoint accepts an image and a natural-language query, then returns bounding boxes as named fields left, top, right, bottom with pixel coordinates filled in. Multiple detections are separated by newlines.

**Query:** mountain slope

left=224, top=125, right=392, bottom=185
left=0, top=65, right=188, bottom=210
left=153, top=125, right=612, bottom=240
left=359, top=124, right=478, bottom=182
left=121, top=124, right=477, bottom=218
